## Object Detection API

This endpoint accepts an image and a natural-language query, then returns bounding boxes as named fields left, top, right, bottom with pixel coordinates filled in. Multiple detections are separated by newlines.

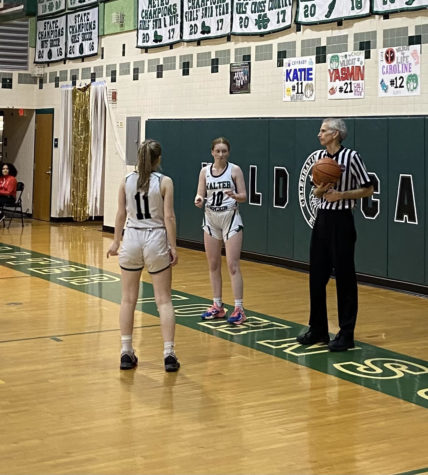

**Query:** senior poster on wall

left=67, top=0, right=98, bottom=9
left=182, top=0, right=231, bottom=41
left=283, top=56, right=316, bottom=101
left=37, top=0, right=65, bottom=17
left=230, top=62, right=251, bottom=94
left=231, top=0, right=292, bottom=35
left=372, top=0, right=428, bottom=13
left=35, top=16, right=66, bottom=63
left=295, top=0, right=370, bottom=24
left=327, top=51, right=365, bottom=99
left=67, top=6, right=98, bottom=59
left=137, top=0, right=181, bottom=48
left=378, top=45, right=421, bottom=97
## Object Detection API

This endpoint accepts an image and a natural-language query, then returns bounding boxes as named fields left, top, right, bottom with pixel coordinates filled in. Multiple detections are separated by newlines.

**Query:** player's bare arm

left=162, top=176, right=178, bottom=266
left=226, top=165, right=247, bottom=203
left=324, top=185, right=374, bottom=203
left=194, top=167, right=207, bottom=208
left=107, top=182, right=127, bottom=258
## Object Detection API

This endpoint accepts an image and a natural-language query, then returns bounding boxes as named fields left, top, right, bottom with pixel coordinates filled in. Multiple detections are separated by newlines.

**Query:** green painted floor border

left=394, top=468, right=428, bottom=475
left=1, top=243, right=428, bottom=409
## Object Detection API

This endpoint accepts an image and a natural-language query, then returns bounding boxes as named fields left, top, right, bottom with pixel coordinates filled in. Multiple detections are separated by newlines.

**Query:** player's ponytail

left=137, top=139, right=162, bottom=193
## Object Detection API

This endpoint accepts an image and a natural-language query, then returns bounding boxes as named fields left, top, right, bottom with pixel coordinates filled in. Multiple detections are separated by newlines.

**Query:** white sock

left=214, top=297, right=223, bottom=308
left=121, top=335, right=133, bottom=354
left=164, top=341, right=175, bottom=358
left=234, top=299, right=243, bottom=310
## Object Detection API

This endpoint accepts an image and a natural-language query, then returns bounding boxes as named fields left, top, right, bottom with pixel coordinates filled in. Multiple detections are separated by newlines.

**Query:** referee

left=297, top=118, right=374, bottom=351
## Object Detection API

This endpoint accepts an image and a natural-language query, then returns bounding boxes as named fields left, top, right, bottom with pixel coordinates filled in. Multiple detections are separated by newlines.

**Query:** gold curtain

left=71, top=84, right=91, bottom=221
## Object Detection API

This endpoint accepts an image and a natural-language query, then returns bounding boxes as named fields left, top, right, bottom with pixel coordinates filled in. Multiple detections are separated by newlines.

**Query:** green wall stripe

left=1, top=242, right=427, bottom=409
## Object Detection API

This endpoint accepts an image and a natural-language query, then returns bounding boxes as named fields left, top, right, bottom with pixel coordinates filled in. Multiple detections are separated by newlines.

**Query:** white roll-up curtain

left=88, top=81, right=106, bottom=217
left=57, top=85, right=73, bottom=214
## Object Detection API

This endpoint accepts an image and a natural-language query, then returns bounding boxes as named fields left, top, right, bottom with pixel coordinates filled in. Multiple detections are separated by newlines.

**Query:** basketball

left=312, top=158, right=342, bottom=185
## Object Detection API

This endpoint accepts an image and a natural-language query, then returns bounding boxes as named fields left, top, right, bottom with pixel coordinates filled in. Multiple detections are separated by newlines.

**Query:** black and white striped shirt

left=310, top=146, right=372, bottom=210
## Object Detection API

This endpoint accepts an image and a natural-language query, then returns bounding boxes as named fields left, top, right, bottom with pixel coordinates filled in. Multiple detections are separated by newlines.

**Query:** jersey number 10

left=135, top=192, right=152, bottom=220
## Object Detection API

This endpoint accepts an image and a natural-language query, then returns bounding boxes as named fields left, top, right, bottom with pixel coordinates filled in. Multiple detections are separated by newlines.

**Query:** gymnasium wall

left=146, top=116, right=428, bottom=288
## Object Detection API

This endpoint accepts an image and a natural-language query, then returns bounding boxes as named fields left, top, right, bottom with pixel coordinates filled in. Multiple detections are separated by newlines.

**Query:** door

left=33, top=110, right=53, bottom=221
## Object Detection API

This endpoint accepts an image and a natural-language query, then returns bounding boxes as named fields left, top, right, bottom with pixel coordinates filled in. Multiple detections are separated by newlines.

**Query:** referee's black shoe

left=328, top=333, right=354, bottom=352
left=296, top=329, right=330, bottom=345
left=164, top=353, right=180, bottom=372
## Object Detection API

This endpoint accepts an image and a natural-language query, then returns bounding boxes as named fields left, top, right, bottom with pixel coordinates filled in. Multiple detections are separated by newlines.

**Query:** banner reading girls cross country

left=372, top=0, right=428, bottom=14
left=283, top=56, right=316, bottom=102
left=327, top=51, right=365, bottom=99
left=182, top=0, right=231, bottom=41
left=67, top=0, right=98, bottom=9
left=37, top=0, right=65, bottom=17
left=35, top=15, right=66, bottom=63
left=66, top=6, right=98, bottom=59
left=231, top=0, right=292, bottom=35
left=378, top=45, right=421, bottom=97
left=295, top=0, right=369, bottom=24
left=137, top=0, right=181, bottom=48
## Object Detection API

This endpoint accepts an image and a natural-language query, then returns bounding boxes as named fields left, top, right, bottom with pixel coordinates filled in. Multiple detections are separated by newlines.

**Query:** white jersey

left=125, top=171, right=165, bottom=229
left=205, top=162, right=237, bottom=212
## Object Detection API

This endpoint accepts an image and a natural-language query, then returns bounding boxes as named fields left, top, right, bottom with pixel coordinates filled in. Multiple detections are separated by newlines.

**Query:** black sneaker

left=296, top=329, right=330, bottom=345
left=328, top=333, right=354, bottom=352
left=120, top=352, right=138, bottom=370
left=164, top=353, right=180, bottom=372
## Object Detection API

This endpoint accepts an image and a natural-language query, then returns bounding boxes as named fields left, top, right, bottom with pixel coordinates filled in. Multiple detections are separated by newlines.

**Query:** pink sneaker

left=201, top=303, right=226, bottom=320
left=227, top=307, right=247, bottom=325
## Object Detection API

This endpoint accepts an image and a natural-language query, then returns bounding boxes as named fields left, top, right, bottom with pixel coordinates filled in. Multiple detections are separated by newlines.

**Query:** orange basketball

left=312, top=158, right=342, bottom=185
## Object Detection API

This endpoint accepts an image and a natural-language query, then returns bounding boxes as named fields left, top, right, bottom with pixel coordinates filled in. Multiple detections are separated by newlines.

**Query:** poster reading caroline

left=327, top=51, right=365, bottom=99
left=283, top=56, right=315, bottom=102
left=137, top=0, right=181, bottom=48
left=378, top=45, right=421, bottom=97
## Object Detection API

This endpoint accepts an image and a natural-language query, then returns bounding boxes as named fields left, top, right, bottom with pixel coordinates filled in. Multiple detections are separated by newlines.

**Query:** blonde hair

left=211, top=137, right=231, bottom=151
left=137, top=139, right=162, bottom=193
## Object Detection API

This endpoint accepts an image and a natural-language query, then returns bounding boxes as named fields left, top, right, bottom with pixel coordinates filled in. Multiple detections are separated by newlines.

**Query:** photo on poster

left=230, top=62, right=251, bottom=94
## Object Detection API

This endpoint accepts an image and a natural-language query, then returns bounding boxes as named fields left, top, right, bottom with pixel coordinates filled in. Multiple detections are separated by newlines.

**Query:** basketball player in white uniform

left=107, top=139, right=180, bottom=372
left=194, top=137, right=247, bottom=325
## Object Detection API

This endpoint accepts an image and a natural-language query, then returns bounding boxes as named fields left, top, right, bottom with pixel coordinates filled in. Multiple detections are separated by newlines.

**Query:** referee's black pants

left=309, top=209, right=358, bottom=339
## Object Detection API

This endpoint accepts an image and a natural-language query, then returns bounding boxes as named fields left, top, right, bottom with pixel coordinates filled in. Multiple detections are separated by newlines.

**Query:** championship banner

left=137, top=0, right=181, bottom=48
left=378, top=45, right=420, bottom=97
left=230, top=62, right=251, bottom=94
left=67, top=0, right=98, bottom=9
left=66, top=7, right=98, bottom=59
left=327, top=51, right=365, bottom=99
left=295, top=0, right=370, bottom=24
left=283, top=56, right=315, bottom=101
left=231, top=0, right=292, bottom=35
left=372, top=0, right=428, bottom=13
left=182, top=0, right=231, bottom=41
left=37, top=0, right=65, bottom=17
left=35, top=16, right=66, bottom=63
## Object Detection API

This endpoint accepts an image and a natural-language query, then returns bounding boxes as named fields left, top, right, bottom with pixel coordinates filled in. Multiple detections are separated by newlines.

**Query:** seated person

left=0, top=163, right=18, bottom=222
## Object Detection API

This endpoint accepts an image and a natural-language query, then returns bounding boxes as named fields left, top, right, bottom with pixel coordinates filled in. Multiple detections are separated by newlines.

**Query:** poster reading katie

left=37, top=0, right=65, bottom=17
left=372, top=0, right=428, bottom=13
left=137, top=0, right=181, bottom=48
left=231, top=0, right=292, bottom=35
left=66, top=7, right=98, bottom=59
left=283, top=56, right=316, bottom=102
left=35, top=16, right=66, bottom=63
left=378, top=45, right=421, bottom=97
left=183, top=0, right=231, bottom=41
left=327, top=51, right=365, bottom=99
left=67, top=0, right=98, bottom=9
left=295, top=0, right=369, bottom=24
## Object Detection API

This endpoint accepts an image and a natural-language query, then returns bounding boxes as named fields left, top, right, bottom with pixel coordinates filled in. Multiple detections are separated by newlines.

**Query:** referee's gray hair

left=323, top=118, right=347, bottom=142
